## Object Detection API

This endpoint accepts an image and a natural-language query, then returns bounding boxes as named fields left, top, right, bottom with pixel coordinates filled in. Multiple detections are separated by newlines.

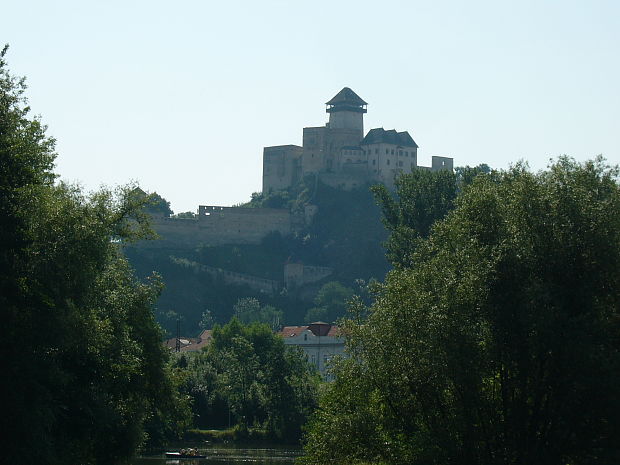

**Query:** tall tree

left=179, top=319, right=319, bottom=441
left=304, top=158, right=620, bottom=465
left=0, top=47, right=189, bottom=465
left=371, top=168, right=458, bottom=268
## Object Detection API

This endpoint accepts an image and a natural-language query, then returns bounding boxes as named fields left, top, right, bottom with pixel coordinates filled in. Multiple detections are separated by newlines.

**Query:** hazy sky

left=5, top=0, right=619, bottom=213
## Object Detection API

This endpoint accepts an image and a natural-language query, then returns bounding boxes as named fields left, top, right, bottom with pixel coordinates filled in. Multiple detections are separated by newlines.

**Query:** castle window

left=375, top=148, right=378, bottom=154
left=385, top=149, right=388, bottom=154
left=372, top=159, right=376, bottom=165
left=391, top=150, right=394, bottom=155
left=387, top=159, right=390, bottom=165
left=405, top=151, right=408, bottom=157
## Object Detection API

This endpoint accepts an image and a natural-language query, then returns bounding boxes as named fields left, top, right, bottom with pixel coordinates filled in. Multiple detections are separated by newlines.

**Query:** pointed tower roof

left=325, top=87, right=368, bottom=106
left=326, top=87, right=367, bottom=114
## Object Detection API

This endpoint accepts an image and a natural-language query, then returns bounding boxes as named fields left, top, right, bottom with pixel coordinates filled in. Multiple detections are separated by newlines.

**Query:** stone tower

left=325, top=87, right=367, bottom=135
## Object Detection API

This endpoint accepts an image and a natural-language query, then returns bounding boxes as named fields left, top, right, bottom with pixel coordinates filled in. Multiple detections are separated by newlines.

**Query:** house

left=164, top=329, right=213, bottom=353
left=279, top=322, right=345, bottom=378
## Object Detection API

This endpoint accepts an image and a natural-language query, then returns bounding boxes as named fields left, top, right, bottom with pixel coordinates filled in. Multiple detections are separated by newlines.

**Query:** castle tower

left=325, top=87, right=367, bottom=135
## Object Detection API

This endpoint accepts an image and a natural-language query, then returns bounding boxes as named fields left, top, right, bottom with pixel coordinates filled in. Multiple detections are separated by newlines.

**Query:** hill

left=124, top=177, right=390, bottom=336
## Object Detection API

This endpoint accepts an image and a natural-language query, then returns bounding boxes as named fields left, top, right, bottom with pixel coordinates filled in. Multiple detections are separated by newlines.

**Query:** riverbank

left=183, top=426, right=301, bottom=444
left=134, top=443, right=302, bottom=465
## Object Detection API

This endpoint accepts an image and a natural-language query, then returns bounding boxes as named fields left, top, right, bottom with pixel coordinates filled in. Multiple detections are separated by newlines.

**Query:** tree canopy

left=304, top=158, right=620, bottom=465
left=176, top=319, right=319, bottom=441
left=0, top=46, right=189, bottom=465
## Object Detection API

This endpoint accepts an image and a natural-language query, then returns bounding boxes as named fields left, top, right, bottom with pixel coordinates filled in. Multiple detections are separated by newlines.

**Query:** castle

left=262, top=87, right=453, bottom=193
left=138, top=88, right=455, bottom=255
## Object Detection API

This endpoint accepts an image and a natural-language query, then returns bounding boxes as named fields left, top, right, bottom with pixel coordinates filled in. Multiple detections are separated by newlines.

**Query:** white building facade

left=279, top=322, right=345, bottom=379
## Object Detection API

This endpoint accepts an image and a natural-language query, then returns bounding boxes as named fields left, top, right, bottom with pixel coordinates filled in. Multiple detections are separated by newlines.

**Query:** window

left=405, top=151, right=408, bottom=157
left=304, top=334, right=307, bottom=341
left=391, top=149, right=394, bottom=155
left=387, top=159, right=390, bottom=165
left=372, top=159, right=376, bottom=165
left=385, top=149, right=388, bottom=154
left=375, top=148, right=378, bottom=154
left=399, top=150, right=402, bottom=156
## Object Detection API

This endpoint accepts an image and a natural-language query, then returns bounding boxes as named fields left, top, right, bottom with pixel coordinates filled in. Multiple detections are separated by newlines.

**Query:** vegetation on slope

left=126, top=177, right=391, bottom=335
left=303, top=158, right=620, bottom=465
left=174, top=319, right=320, bottom=442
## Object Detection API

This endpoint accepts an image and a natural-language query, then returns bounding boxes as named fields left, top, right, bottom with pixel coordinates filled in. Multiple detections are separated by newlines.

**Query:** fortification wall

left=319, top=172, right=369, bottom=190
left=262, top=145, right=303, bottom=193
left=201, top=265, right=281, bottom=294
left=140, top=206, right=293, bottom=248
left=431, top=156, right=454, bottom=171
left=284, top=263, right=333, bottom=288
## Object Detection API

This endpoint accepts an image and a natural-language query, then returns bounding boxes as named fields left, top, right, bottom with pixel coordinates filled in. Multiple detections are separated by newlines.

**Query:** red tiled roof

left=279, top=323, right=341, bottom=338
left=164, top=329, right=213, bottom=352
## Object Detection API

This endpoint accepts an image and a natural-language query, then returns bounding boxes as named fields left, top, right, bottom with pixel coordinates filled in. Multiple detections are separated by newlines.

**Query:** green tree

left=0, top=47, right=189, bottom=465
left=304, top=281, right=354, bottom=323
left=172, top=210, right=197, bottom=218
left=178, top=319, right=319, bottom=441
left=304, top=158, right=620, bottom=465
left=371, top=168, right=458, bottom=268
left=199, top=309, right=215, bottom=330
left=454, top=163, right=492, bottom=187
left=233, top=297, right=283, bottom=330
left=130, top=187, right=173, bottom=217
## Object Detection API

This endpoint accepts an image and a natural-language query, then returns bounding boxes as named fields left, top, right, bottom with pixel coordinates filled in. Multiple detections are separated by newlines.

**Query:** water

left=133, top=445, right=302, bottom=465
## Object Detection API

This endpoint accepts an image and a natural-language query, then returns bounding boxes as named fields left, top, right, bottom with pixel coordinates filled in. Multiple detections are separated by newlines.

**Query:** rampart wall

left=141, top=206, right=294, bottom=248
left=201, top=265, right=281, bottom=294
left=284, top=263, right=333, bottom=288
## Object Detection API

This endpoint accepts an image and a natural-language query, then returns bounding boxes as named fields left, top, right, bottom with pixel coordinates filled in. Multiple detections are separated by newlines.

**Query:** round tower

left=325, top=87, right=367, bottom=134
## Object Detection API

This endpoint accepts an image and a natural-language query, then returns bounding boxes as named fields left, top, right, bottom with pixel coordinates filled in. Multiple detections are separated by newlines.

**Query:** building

left=263, top=87, right=453, bottom=193
left=279, top=322, right=345, bottom=378
left=164, top=329, right=213, bottom=353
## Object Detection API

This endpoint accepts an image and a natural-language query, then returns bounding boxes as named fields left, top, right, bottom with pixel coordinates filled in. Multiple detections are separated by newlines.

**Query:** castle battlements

left=262, top=87, right=453, bottom=193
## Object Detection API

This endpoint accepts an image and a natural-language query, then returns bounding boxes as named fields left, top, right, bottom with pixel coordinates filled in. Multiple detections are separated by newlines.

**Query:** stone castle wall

left=201, top=265, right=281, bottom=293
left=284, top=263, right=333, bottom=288
left=262, top=145, right=302, bottom=193
left=141, top=206, right=294, bottom=248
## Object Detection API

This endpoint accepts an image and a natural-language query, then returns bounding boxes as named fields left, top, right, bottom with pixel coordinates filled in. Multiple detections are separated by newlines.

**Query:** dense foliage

left=303, top=158, right=620, bottom=465
left=0, top=47, right=189, bottom=465
left=176, top=319, right=319, bottom=442
left=233, top=297, right=283, bottom=330
left=125, top=179, right=391, bottom=335
left=304, top=281, right=354, bottom=323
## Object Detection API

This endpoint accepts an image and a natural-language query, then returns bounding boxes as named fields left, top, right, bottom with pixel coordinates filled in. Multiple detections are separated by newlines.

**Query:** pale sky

left=5, top=0, right=619, bottom=213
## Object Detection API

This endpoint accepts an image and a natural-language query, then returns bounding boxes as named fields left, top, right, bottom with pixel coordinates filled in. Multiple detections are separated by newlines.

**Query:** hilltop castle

left=262, top=87, right=453, bottom=193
